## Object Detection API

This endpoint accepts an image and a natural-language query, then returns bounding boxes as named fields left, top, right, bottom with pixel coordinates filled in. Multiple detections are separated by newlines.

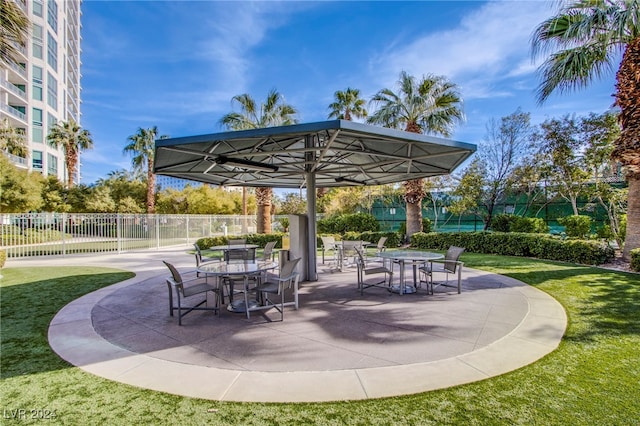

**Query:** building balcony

left=0, top=103, right=27, bottom=124
left=7, top=62, right=27, bottom=83
left=4, top=151, right=29, bottom=169
left=0, top=77, right=27, bottom=103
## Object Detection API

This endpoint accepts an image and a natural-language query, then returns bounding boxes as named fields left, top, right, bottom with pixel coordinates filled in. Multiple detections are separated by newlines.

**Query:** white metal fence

left=0, top=213, right=288, bottom=258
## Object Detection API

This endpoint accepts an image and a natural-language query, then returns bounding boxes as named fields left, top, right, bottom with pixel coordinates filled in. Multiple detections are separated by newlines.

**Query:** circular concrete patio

left=45, top=249, right=566, bottom=403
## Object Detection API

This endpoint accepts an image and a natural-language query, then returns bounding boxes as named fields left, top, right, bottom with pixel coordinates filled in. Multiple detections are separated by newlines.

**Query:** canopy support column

left=305, top=134, right=318, bottom=281
left=306, top=171, right=317, bottom=281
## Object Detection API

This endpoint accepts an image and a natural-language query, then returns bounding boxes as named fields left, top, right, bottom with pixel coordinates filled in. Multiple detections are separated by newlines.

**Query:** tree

left=95, top=169, right=146, bottom=212
left=0, top=154, right=43, bottom=213
left=47, top=119, right=94, bottom=187
left=84, top=186, right=116, bottom=213
left=219, top=89, right=298, bottom=233
left=450, top=159, right=486, bottom=231
left=533, top=115, right=589, bottom=216
left=582, top=111, right=626, bottom=247
left=40, top=175, right=70, bottom=212
left=277, top=192, right=307, bottom=215
left=0, top=118, right=27, bottom=157
left=124, top=126, right=167, bottom=214
left=327, top=88, right=368, bottom=121
left=531, top=0, right=640, bottom=259
left=0, top=0, right=29, bottom=65
left=475, top=109, right=533, bottom=229
left=368, top=71, right=464, bottom=239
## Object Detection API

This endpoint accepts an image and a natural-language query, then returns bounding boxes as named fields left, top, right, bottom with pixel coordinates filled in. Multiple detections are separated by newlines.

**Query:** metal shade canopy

left=153, top=120, right=476, bottom=188
left=153, top=119, right=476, bottom=282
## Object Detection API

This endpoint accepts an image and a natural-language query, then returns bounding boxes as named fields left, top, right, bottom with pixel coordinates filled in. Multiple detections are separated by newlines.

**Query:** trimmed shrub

left=631, top=248, right=640, bottom=272
left=317, top=212, right=379, bottom=234
left=490, top=214, right=515, bottom=232
left=410, top=231, right=614, bottom=265
left=511, top=217, right=549, bottom=234
left=195, top=233, right=285, bottom=250
left=0, top=249, right=5, bottom=269
left=558, top=215, right=592, bottom=238
left=343, top=231, right=402, bottom=248
left=491, top=214, right=548, bottom=233
left=422, top=218, right=432, bottom=233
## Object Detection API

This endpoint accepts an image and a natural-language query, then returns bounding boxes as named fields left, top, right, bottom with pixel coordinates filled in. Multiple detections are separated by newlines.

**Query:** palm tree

left=368, top=71, right=464, bottom=239
left=124, top=126, right=167, bottom=214
left=322, top=88, right=369, bottom=199
left=0, top=118, right=27, bottom=157
left=47, top=119, right=93, bottom=187
left=328, top=88, right=368, bottom=121
left=220, top=89, right=298, bottom=234
left=531, top=0, right=640, bottom=261
left=0, top=0, right=29, bottom=65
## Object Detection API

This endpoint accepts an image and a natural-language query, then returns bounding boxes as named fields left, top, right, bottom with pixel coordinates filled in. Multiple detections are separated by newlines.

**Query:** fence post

left=186, top=215, right=190, bottom=245
left=156, top=214, right=160, bottom=250
left=61, top=213, right=67, bottom=257
left=117, top=213, right=122, bottom=254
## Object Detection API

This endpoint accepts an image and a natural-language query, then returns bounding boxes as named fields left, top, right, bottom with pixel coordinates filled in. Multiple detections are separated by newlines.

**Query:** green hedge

left=317, top=213, right=379, bottom=234
left=410, top=231, right=615, bottom=265
left=631, top=248, right=640, bottom=272
left=195, top=233, right=286, bottom=250
left=342, top=231, right=402, bottom=248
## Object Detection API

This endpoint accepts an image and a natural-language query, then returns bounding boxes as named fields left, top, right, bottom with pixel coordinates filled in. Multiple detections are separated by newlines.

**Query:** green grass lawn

left=1, top=256, right=639, bottom=425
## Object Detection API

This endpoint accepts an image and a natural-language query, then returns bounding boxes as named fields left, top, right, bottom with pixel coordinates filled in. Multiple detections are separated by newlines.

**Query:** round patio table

left=377, top=250, right=443, bottom=294
left=197, top=260, right=278, bottom=318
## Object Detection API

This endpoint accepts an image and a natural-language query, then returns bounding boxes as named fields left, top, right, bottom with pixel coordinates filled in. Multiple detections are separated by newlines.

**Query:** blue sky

left=79, top=0, right=618, bottom=185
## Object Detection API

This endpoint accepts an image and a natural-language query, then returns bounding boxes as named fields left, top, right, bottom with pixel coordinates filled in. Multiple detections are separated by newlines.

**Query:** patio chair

left=321, top=236, right=338, bottom=264
left=260, top=240, right=278, bottom=262
left=367, top=236, right=388, bottom=264
left=354, top=246, right=393, bottom=295
left=228, top=238, right=246, bottom=245
left=163, top=261, right=221, bottom=325
left=418, top=246, right=465, bottom=294
left=341, top=240, right=363, bottom=268
left=252, top=257, right=301, bottom=321
left=193, top=243, right=221, bottom=277
left=225, top=247, right=256, bottom=262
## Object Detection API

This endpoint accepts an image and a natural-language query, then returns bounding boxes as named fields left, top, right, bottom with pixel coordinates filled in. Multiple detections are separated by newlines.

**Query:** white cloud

left=369, top=1, right=554, bottom=99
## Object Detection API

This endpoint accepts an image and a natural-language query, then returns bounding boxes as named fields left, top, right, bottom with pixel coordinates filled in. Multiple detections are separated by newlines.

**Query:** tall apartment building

left=1, top=0, right=82, bottom=183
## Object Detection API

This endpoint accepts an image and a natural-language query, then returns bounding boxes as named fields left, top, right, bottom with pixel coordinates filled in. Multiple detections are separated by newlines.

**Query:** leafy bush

left=490, top=214, right=513, bottom=232
left=631, top=248, right=640, bottom=272
left=558, top=215, right=592, bottom=238
left=596, top=224, right=614, bottom=240
left=491, top=214, right=548, bottom=233
left=422, top=218, right=432, bottom=233
left=511, top=217, right=549, bottom=234
left=0, top=249, right=5, bottom=268
left=342, top=231, right=402, bottom=248
left=619, top=214, right=627, bottom=243
left=317, top=213, right=379, bottom=234
left=411, top=231, right=615, bottom=265
left=195, top=233, right=285, bottom=250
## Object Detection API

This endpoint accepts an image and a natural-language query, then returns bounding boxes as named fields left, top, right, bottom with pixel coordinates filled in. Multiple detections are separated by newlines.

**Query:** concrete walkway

left=10, top=247, right=566, bottom=403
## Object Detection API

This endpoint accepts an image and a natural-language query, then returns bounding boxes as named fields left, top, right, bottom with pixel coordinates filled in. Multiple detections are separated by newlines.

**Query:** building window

left=47, top=72, right=57, bottom=109
left=33, top=0, right=44, bottom=17
left=32, top=24, right=43, bottom=59
left=33, top=151, right=43, bottom=172
left=47, top=153, right=58, bottom=175
left=32, top=127, right=43, bottom=143
left=47, top=32, right=57, bottom=71
left=32, top=108, right=43, bottom=126
left=32, top=107, right=43, bottom=143
left=32, top=65, right=43, bottom=84
left=33, top=86, right=43, bottom=101
left=47, top=0, right=58, bottom=33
